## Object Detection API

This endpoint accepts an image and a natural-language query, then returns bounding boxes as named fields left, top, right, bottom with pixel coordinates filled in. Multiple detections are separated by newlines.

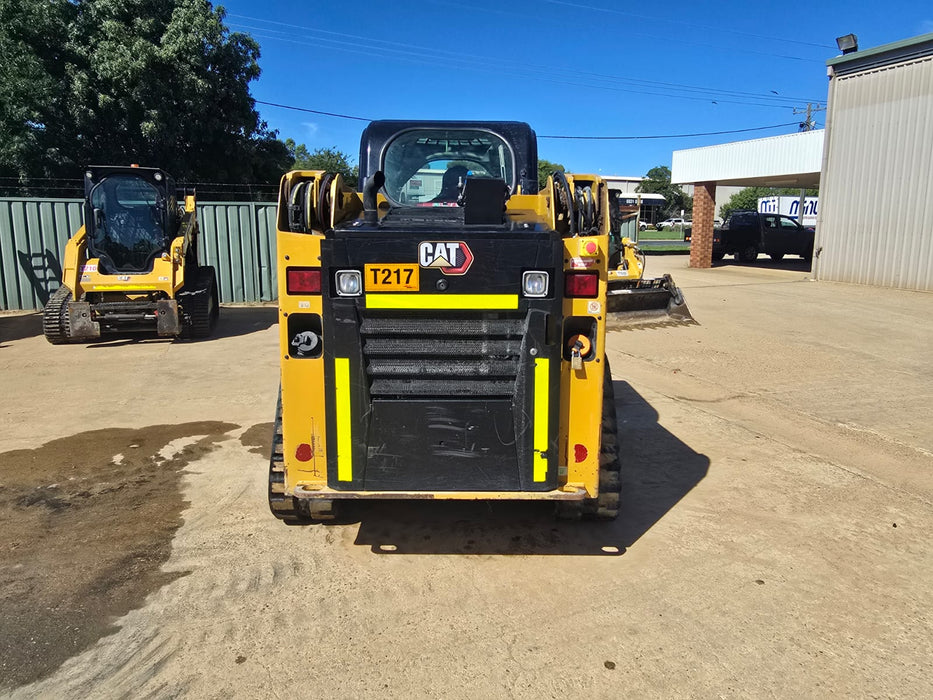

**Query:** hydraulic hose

left=552, top=170, right=576, bottom=236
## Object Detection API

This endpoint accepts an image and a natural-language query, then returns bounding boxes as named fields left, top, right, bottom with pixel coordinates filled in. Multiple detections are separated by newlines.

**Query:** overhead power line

left=419, top=1, right=830, bottom=61
left=538, top=0, right=836, bottom=49
left=255, top=100, right=372, bottom=122
left=539, top=122, right=802, bottom=139
left=254, top=100, right=802, bottom=140
left=230, top=15, right=824, bottom=107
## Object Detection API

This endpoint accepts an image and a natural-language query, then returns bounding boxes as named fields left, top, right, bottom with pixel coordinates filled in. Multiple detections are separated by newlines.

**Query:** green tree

left=285, top=140, right=311, bottom=168
left=720, top=186, right=819, bottom=219
left=0, top=0, right=76, bottom=181
left=537, top=158, right=566, bottom=190
left=636, top=165, right=693, bottom=218
left=285, top=140, right=359, bottom=188
left=0, top=0, right=290, bottom=185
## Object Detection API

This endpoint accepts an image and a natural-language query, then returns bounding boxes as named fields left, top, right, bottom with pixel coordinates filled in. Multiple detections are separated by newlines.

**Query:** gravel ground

left=1, top=257, right=931, bottom=698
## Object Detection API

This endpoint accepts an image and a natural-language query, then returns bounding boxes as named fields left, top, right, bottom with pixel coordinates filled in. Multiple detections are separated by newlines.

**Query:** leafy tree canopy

left=636, top=165, right=693, bottom=218
left=0, top=0, right=73, bottom=181
left=0, top=0, right=290, bottom=185
left=285, top=141, right=359, bottom=188
left=537, top=159, right=566, bottom=191
left=720, top=186, right=819, bottom=219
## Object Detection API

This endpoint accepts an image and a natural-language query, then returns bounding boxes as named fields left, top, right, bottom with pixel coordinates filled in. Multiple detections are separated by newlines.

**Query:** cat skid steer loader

left=43, top=165, right=218, bottom=343
left=269, top=120, right=692, bottom=522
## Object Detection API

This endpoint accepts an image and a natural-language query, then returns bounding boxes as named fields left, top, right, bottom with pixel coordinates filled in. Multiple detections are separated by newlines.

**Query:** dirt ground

left=0, top=257, right=931, bottom=698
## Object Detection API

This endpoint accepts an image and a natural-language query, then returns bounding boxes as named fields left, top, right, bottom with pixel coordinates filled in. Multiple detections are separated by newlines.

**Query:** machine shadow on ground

left=78, top=304, right=278, bottom=347
left=203, top=304, right=278, bottom=340
left=346, top=381, right=709, bottom=556
left=714, top=257, right=813, bottom=272
left=0, top=305, right=277, bottom=348
left=0, top=313, right=42, bottom=345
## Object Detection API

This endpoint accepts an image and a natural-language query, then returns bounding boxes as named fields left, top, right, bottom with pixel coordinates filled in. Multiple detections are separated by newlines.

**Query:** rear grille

left=360, top=314, right=527, bottom=398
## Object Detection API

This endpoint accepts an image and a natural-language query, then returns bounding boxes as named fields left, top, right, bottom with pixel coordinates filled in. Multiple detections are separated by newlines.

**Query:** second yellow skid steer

left=43, top=165, right=219, bottom=343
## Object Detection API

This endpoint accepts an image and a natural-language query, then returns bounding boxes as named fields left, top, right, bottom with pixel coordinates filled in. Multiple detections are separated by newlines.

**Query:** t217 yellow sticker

left=364, top=264, right=419, bottom=291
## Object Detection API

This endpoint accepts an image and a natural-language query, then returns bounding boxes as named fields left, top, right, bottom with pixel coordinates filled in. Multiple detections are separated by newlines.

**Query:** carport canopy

left=671, top=130, right=824, bottom=267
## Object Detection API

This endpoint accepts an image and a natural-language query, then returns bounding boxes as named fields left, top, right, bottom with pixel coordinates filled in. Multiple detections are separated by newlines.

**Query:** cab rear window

left=382, top=129, right=515, bottom=206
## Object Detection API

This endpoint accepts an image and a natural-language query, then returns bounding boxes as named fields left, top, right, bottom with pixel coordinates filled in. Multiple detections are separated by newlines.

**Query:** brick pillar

left=689, top=181, right=717, bottom=269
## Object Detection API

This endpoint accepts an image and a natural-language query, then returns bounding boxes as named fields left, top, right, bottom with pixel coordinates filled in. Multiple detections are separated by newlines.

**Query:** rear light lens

left=286, top=267, right=321, bottom=294
left=522, top=271, right=549, bottom=297
left=564, top=272, right=599, bottom=298
left=335, top=270, right=362, bottom=296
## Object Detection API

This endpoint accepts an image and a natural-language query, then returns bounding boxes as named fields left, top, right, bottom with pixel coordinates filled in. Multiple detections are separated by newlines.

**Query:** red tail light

left=286, top=267, right=321, bottom=294
left=574, top=444, right=588, bottom=462
left=564, top=272, right=599, bottom=298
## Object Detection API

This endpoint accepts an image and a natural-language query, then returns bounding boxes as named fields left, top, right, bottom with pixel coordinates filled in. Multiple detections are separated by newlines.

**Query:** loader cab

left=358, top=120, right=540, bottom=206
left=83, top=166, right=177, bottom=273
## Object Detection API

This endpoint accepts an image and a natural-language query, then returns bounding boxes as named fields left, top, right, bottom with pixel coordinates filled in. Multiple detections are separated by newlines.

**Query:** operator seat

left=431, top=165, right=469, bottom=203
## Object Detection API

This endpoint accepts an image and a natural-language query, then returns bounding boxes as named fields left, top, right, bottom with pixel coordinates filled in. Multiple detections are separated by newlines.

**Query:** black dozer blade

left=606, top=274, right=696, bottom=330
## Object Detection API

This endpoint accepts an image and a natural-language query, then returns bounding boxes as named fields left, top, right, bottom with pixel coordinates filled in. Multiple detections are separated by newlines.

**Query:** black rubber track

left=178, top=266, right=219, bottom=339
left=268, top=390, right=302, bottom=521
left=42, top=286, right=72, bottom=345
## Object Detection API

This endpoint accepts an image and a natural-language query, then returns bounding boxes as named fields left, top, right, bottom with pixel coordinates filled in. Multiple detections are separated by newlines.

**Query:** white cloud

left=302, top=122, right=320, bottom=138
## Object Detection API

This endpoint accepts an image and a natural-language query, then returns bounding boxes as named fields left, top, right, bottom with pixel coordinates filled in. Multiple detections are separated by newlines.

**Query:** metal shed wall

left=815, top=47, right=933, bottom=291
left=0, top=198, right=84, bottom=311
left=0, top=198, right=278, bottom=310
left=197, top=202, right=279, bottom=304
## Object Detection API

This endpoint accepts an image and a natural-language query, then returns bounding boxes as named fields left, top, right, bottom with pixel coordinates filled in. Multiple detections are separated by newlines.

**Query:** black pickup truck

left=687, top=210, right=815, bottom=263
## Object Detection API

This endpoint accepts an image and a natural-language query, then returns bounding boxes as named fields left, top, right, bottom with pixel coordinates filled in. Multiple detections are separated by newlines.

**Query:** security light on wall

left=836, top=34, right=858, bottom=54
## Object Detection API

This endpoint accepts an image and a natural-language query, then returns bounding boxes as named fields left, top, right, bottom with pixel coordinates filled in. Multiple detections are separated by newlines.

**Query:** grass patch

left=637, top=229, right=688, bottom=241
left=637, top=240, right=690, bottom=253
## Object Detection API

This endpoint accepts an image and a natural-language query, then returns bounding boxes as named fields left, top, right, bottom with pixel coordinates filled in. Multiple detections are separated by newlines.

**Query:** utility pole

left=794, top=102, right=823, bottom=133
left=793, top=103, right=825, bottom=226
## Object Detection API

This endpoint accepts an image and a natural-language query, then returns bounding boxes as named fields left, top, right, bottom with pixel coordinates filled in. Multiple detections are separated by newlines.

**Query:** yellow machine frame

left=44, top=164, right=219, bottom=345
left=274, top=171, right=628, bottom=506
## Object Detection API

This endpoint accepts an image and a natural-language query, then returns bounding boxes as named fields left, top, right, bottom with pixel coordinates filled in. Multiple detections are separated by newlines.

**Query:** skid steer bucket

left=606, top=273, right=695, bottom=329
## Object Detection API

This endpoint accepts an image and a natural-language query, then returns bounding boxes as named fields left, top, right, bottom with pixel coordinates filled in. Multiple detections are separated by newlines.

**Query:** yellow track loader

left=43, top=165, right=219, bottom=343
left=269, top=120, right=692, bottom=522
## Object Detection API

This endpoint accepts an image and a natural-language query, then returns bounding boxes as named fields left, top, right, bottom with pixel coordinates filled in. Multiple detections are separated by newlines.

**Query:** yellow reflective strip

left=335, top=357, right=353, bottom=481
left=533, top=358, right=549, bottom=482
left=90, top=285, right=165, bottom=291
left=366, top=294, right=518, bottom=310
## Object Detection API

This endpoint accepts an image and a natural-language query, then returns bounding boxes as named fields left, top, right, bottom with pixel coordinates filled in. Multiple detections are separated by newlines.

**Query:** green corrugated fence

left=0, top=198, right=279, bottom=310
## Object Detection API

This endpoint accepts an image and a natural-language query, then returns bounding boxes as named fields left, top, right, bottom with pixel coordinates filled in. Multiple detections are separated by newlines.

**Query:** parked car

left=683, top=218, right=722, bottom=237
left=657, top=217, right=692, bottom=231
left=710, top=210, right=814, bottom=262
left=639, top=219, right=648, bottom=231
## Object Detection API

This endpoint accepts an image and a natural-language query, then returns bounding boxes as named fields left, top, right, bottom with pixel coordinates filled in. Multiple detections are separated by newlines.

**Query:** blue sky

left=219, top=0, right=933, bottom=178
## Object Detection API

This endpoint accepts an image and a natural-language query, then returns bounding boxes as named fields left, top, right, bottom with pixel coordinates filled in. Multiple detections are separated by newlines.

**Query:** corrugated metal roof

left=671, top=130, right=824, bottom=186
left=827, top=32, right=933, bottom=72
